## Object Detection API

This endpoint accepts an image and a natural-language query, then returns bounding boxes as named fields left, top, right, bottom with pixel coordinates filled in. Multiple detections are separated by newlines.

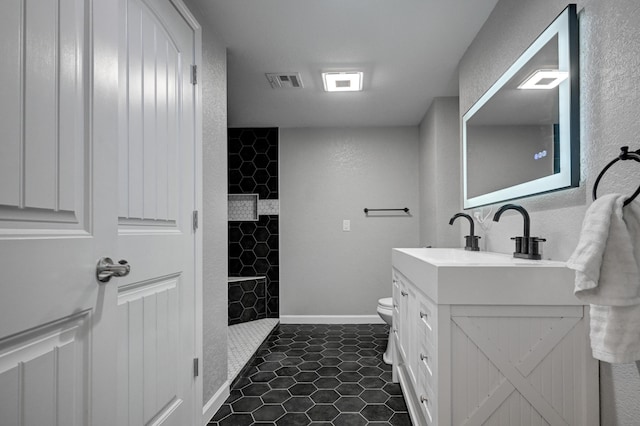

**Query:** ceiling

left=190, top=0, right=500, bottom=128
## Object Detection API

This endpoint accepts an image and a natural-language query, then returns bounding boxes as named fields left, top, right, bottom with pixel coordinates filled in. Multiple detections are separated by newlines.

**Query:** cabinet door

left=404, top=283, right=418, bottom=387
left=391, top=274, right=405, bottom=361
left=395, top=273, right=418, bottom=387
left=416, top=295, right=437, bottom=424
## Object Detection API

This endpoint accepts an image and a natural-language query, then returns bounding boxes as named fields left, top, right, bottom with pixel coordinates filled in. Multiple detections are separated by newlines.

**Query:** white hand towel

left=567, top=194, right=640, bottom=363
left=567, top=194, right=640, bottom=305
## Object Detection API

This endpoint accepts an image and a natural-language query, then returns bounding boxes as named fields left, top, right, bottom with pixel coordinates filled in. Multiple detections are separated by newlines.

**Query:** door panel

left=0, top=313, right=89, bottom=425
left=0, top=0, right=86, bottom=231
left=117, top=1, right=196, bottom=424
left=0, top=0, right=120, bottom=424
left=119, top=0, right=180, bottom=226
left=117, top=276, right=182, bottom=425
left=0, top=0, right=93, bottom=341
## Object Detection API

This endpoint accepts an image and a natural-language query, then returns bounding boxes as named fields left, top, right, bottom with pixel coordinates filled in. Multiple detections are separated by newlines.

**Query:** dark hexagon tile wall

left=229, top=128, right=278, bottom=200
left=229, top=216, right=279, bottom=318
left=228, top=278, right=267, bottom=325
left=229, top=128, right=280, bottom=318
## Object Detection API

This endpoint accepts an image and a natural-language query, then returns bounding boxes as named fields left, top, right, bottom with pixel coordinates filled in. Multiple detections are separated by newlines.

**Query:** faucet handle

left=510, top=236, right=524, bottom=254
left=528, top=237, right=546, bottom=260
left=510, top=236, right=546, bottom=259
left=464, top=235, right=481, bottom=251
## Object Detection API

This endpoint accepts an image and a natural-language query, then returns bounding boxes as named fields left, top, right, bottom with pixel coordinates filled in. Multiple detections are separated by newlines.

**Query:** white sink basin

left=392, top=248, right=581, bottom=306
left=396, top=248, right=562, bottom=266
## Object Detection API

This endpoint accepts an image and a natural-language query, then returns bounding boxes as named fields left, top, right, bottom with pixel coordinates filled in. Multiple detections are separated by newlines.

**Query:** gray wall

left=280, top=127, right=420, bottom=316
left=418, top=97, right=462, bottom=248
left=459, top=0, right=640, bottom=423
left=184, top=0, right=229, bottom=405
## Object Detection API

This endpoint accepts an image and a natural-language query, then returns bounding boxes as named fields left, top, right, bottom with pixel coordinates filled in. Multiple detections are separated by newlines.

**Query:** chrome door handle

left=97, top=257, right=131, bottom=283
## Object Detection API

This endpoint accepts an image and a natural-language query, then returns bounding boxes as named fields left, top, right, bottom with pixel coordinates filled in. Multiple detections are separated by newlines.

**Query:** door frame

left=167, top=0, right=203, bottom=422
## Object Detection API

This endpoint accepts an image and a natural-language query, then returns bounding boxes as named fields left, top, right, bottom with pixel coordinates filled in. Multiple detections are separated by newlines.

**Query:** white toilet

left=377, top=297, right=394, bottom=365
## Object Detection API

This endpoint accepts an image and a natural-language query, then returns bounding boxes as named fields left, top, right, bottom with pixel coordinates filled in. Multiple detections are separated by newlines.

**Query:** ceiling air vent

left=266, top=73, right=304, bottom=89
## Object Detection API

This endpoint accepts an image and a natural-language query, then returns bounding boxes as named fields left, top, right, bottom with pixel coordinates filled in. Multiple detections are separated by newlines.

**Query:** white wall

left=418, top=97, right=462, bottom=248
left=459, top=1, right=640, bottom=423
left=184, top=0, right=229, bottom=408
left=280, top=127, right=420, bottom=317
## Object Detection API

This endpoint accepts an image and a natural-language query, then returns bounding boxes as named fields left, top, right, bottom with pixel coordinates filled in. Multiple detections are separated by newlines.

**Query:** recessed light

left=518, top=69, right=568, bottom=90
left=322, top=72, right=363, bottom=92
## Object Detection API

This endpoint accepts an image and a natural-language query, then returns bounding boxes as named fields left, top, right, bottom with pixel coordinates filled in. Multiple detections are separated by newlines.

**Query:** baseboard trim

left=279, top=315, right=384, bottom=324
left=202, top=380, right=230, bottom=425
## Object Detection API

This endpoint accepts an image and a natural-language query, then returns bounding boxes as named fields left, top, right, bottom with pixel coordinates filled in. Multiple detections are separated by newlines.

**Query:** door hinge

left=193, top=358, right=199, bottom=377
left=192, top=210, right=198, bottom=231
left=190, top=64, right=197, bottom=85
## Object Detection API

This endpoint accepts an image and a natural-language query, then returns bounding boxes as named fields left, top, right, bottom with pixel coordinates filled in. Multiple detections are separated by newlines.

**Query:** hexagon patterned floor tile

left=208, top=324, right=412, bottom=426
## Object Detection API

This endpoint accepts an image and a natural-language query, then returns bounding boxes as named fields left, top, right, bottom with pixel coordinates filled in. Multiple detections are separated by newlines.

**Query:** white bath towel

left=567, top=194, right=640, bottom=363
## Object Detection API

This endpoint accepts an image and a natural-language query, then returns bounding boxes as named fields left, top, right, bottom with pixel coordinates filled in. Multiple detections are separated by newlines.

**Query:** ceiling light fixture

left=322, top=72, right=363, bottom=92
left=518, top=69, right=569, bottom=90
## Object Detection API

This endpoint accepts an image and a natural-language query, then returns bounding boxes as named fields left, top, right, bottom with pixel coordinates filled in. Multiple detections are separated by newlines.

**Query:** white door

left=0, top=1, right=120, bottom=425
left=116, top=1, right=198, bottom=425
left=0, top=0, right=199, bottom=425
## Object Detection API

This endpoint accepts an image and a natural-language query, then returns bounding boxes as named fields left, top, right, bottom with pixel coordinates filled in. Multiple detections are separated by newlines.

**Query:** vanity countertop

left=392, top=248, right=582, bottom=306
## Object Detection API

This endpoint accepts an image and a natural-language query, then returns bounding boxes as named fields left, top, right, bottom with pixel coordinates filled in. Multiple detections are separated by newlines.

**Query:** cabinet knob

left=401, top=291, right=408, bottom=297
left=420, top=395, right=429, bottom=404
left=419, top=311, right=428, bottom=319
left=420, top=353, right=428, bottom=362
left=393, top=304, right=398, bottom=309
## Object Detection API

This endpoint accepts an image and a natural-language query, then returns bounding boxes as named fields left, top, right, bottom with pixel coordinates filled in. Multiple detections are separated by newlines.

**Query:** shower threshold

left=228, top=318, right=279, bottom=382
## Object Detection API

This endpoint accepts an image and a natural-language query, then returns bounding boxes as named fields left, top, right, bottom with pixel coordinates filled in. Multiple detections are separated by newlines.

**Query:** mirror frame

left=462, top=4, right=579, bottom=209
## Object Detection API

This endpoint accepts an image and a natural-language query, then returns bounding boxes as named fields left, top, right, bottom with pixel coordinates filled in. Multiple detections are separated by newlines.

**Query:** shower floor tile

left=229, top=318, right=280, bottom=382
left=211, top=323, right=412, bottom=426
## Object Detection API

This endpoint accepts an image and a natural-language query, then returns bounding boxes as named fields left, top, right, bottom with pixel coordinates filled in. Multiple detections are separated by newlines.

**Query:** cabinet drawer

left=417, top=298, right=436, bottom=347
left=393, top=327, right=406, bottom=361
left=417, top=343, right=434, bottom=384
left=417, top=345, right=436, bottom=424
left=416, top=382, right=435, bottom=425
left=417, top=342, right=436, bottom=409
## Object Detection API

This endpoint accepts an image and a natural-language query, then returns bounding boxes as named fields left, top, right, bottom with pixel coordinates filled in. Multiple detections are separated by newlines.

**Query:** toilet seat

left=377, top=297, right=393, bottom=310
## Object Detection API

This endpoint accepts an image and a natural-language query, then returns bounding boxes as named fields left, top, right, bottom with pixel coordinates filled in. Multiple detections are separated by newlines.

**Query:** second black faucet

left=492, top=204, right=546, bottom=260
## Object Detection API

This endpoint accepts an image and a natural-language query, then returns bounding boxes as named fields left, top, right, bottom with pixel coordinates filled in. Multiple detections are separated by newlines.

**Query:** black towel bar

left=363, top=207, right=410, bottom=213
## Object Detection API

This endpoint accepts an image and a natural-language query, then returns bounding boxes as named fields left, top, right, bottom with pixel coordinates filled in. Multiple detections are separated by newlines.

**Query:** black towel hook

left=592, top=146, right=640, bottom=206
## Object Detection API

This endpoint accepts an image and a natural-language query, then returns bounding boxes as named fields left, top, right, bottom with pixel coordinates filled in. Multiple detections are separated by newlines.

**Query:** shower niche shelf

left=228, top=194, right=258, bottom=221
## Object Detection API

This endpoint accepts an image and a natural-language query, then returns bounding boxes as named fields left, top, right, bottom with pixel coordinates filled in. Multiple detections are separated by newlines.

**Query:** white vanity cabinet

left=391, top=248, right=599, bottom=426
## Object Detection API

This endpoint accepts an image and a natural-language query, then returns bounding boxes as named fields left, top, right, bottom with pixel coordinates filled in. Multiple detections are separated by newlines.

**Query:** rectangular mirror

left=462, top=4, right=579, bottom=209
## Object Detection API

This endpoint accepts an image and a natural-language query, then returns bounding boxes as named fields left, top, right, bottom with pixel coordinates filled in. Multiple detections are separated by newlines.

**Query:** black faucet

left=492, top=204, right=546, bottom=260
left=449, top=213, right=480, bottom=251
